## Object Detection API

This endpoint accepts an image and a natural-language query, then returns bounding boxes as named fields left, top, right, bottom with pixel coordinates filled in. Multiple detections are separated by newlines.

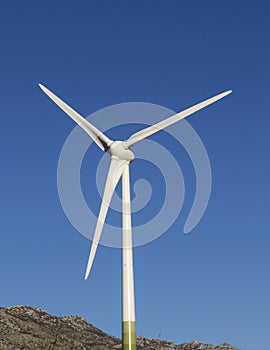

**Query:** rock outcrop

left=0, top=306, right=237, bottom=350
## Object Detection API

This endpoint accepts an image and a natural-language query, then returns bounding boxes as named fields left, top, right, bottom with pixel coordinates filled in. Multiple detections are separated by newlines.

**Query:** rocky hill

left=0, top=306, right=237, bottom=350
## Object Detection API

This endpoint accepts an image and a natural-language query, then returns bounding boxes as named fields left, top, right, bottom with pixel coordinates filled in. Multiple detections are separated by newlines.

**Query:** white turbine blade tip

left=84, top=257, right=93, bottom=281
left=84, top=264, right=91, bottom=280
left=222, top=89, right=232, bottom=96
left=38, top=83, right=49, bottom=94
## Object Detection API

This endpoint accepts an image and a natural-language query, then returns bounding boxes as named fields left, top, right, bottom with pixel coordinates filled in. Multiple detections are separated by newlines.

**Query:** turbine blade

left=126, top=90, right=232, bottom=147
left=85, top=158, right=125, bottom=280
left=39, top=83, right=112, bottom=151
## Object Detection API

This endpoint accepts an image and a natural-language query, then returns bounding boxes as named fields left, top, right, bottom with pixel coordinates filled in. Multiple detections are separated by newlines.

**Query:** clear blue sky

left=0, top=1, right=269, bottom=350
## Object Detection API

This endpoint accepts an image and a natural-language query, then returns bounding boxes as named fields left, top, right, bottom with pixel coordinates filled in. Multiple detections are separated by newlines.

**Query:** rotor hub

left=109, top=141, right=135, bottom=162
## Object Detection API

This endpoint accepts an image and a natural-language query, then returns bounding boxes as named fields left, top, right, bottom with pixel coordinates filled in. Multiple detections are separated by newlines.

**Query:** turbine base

left=122, top=321, right=136, bottom=350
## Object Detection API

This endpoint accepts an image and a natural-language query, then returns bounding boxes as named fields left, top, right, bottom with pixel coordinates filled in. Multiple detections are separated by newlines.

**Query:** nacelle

left=109, top=141, right=135, bottom=162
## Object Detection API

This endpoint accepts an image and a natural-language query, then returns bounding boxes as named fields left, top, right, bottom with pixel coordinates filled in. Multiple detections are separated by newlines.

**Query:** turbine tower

left=39, top=83, right=231, bottom=350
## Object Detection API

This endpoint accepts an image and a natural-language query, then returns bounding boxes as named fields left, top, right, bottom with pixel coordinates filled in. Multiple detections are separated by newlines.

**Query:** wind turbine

left=39, top=83, right=231, bottom=350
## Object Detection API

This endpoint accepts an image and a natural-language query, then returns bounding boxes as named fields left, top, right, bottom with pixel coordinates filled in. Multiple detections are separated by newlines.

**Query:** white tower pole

left=122, top=162, right=136, bottom=350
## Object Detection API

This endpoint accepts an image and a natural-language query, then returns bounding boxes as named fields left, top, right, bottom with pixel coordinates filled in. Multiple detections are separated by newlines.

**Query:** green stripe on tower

left=122, top=321, right=136, bottom=350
